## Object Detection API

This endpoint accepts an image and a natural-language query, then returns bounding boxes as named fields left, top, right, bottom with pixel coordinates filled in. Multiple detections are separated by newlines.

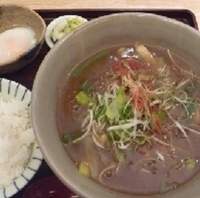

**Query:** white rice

left=0, top=98, right=35, bottom=188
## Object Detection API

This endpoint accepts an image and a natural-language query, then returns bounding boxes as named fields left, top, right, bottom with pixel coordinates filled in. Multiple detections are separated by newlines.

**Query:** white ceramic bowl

left=0, top=78, right=43, bottom=198
left=45, top=15, right=88, bottom=48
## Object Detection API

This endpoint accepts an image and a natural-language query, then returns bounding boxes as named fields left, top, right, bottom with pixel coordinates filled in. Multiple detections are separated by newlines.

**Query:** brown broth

left=57, top=44, right=200, bottom=195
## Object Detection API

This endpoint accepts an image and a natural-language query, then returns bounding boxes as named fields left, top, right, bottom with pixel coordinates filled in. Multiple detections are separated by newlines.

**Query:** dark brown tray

left=4, top=9, right=197, bottom=198
left=36, top=9, right=198, bottom=28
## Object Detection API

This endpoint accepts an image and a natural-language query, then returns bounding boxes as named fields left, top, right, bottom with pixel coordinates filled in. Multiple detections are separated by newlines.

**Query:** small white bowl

left=45, top=15, right=88, bottom=48
left=0, top=78, right=43, bottom=198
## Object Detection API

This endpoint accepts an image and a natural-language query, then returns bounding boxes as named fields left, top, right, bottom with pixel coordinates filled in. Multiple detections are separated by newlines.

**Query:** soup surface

left=57, top=43, right=200, bottom=195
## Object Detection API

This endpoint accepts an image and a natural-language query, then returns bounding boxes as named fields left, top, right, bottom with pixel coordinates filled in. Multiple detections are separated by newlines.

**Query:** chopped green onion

left=105, top=88, right=126, bottom=121
left=81, top=80, right=92, bottom=94
left=105, top=101, right=119, bottom=120
left=119, top=105, right=133, bottom=120
left=157, top=109, right=166, bottom=122
left=184, top=157, right=197, bottom=169
left=94, top=105, right=106, bottom=121
left=114, top=147, right=126, bottom=163
left=113, top=130, right=126, bottom=141
left=115, top=88, right=126, bottom=109
left=186, top=101, right=197, bottom=118
left=61, top=134, right=70, bottom=144
left=75, top=91, right=91, bottom=106
left=78, top=161, right=90, bottom=177
left=105, top=132, right=114, bottom=146
left=61, top=132, right=82, bottom=144
left=170, top=157, right=197, bottom=171
left=134, top=136, right=147, bottom=146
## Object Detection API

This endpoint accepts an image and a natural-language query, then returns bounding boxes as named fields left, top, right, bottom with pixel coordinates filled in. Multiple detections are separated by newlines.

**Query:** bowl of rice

left=0, top=78, right=43, bottom=198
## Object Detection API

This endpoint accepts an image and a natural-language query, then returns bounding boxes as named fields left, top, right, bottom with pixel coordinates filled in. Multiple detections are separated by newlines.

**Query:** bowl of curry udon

left=31, top=12, right=200, bottom=198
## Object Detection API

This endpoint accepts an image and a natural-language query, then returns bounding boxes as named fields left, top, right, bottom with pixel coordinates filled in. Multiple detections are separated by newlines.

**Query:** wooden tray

left=5, top=9, right=197, bottom=198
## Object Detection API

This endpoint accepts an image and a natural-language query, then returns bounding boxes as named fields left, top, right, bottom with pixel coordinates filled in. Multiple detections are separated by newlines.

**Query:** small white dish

left=0, top=78, right=43, bottom=198
left=45, top=15, right=88, bottom=48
